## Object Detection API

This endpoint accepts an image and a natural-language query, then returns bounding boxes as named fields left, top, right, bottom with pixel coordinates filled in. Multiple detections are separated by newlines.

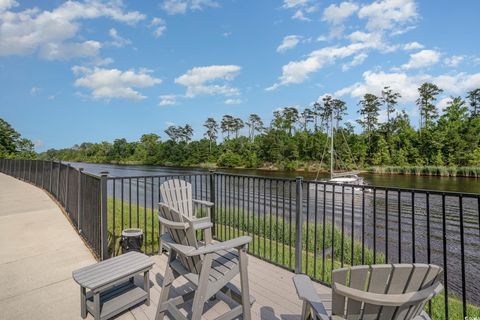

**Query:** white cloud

left=443, top=55, right=464, bottom=67
left=159, top=95, right=177, bottom=106
left=30, top=86, right=41, bottom=95
left=161, top=0, right=218, bottom=15
left=150, top=17, right=166, bottom=37
left=336, top=70, right=480, bottom=103
left=403, top=41, right=424, bottom=50
left=108, top=28, right=131, bottom=47
left=72, top=66, right=161, bottom=101
left=322, top=2, right=358, bottom=25
left=282, top=0, right=318, bottom=21
left=358, top=0, right=418, bottom=32
left=277, top=35, right=302, bottom=53
left=0, top=0, right=145, bottom=60
left=175, top=65, right=241, bottom=97
left=342, top=53, right=368, bottom=71
left=48, top=95, right=55, bottom=100
left=268, top=41, right=377, bottom=90
left=0, top=0, right=17, bottom=12
left=224, top=98, right=241, bottom=105
left=402, top=49, right=441, bottom=69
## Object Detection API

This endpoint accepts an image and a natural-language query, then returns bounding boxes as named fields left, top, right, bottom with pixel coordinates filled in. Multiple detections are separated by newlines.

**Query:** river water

left=69, top=162, right=480, bottom=306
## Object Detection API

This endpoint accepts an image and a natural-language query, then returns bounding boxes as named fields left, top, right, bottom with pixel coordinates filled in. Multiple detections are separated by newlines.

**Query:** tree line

left=0, top=118, right=35, bottom=159
left=37, top=83, right=480, bottom=171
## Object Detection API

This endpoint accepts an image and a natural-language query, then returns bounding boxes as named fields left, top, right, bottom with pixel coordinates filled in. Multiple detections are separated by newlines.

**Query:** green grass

left=370, top=166, right=480, bottom=177
left=106, top=198, right=480, bottom=319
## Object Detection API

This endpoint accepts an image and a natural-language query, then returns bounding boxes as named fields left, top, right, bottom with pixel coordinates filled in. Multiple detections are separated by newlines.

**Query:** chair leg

left=155, top=263, right=175, bottom=320
left=158, top=224, right=164, bottom=255
left=301, top=300, right=310, bottom=320
left=238, top=247, right=252, bottom=320
left=191, top=254, right=213, bottom=320
left=205, top=227, right=212, bottom=244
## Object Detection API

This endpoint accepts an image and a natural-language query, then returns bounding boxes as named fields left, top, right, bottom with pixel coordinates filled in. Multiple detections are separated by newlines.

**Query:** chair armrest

left=185, top=236, right=251, bottom=256
left=293, top=275, right=329, bottom=320
left=193, top=199, right=214, bottom=207
left=184, top=216, right=213, bottom=231
left=332, top=281, right=443, bottom=307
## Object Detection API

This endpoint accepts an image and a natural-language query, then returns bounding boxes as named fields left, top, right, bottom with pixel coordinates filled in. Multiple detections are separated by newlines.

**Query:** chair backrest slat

left=160, top=179, right=194, bottom=218
left=331, top=268, right=348, bottom=316
left=158, top=203, right=201, bottom=274
left=345, top=266, right=369, bottom=319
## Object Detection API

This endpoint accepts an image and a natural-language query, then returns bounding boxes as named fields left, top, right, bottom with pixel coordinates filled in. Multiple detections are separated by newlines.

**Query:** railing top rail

left=213, top=171, right=297, bottom=182
left=303, top=178, right=480, bottom=198
left=106, top=172, right=212, bottom=180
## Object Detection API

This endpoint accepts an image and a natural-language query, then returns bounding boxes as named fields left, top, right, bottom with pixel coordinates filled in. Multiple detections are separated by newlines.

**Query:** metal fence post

left=49, top=161, right=53, bottom=192
left=41, top=161, right=45, bottom=189
left=34, top=161, right=38, bottom=185
left=100, top=171, right=109, bottom=260
left=65, top=164, right=70, bottom=212
left=209, top=170, right=216, bottom=238
left=78, top=168, right=84, bottom=233
left=295, top=176, right=304, bottom=274
left=28, top=160, right=32, bottom=182
left=56, top=161, right=61, bottom=198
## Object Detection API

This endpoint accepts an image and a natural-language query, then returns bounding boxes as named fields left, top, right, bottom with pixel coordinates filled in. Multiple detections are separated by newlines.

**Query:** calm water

left=68, top=162, right=480, bottom=194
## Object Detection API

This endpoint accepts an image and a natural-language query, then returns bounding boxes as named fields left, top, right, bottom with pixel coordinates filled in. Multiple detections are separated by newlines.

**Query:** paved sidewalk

left=0, top=173, right=135, bottom=320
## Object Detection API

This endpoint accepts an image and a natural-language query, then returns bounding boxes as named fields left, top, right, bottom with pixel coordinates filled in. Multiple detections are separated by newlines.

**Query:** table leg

left=93, top=292, right=100, bottom=320
left=80, top=286, right=87, bottom=319
left=144, top=270, right=150, bottom=306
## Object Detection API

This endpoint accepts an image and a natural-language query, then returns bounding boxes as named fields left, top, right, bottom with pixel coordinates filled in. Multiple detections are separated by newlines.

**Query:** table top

left=72, top=252, right=154, bottom=290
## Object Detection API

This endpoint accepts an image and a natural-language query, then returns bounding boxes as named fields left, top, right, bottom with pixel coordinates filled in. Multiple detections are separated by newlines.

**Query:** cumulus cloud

left=224, top=98, right=241, bottom=105
left=336, top=70, right=480, bottom=103
left=322, top=2, right=358, bottom=25
left=150, top=17, right=166, bottom=37
left=161, top=0, right=219, bottom=15
left=277, top=35, right=302, bottom=53
left=443, top=55, right=464, bottom=67
left=72, top=66, right=161, bottom=101
left=159, top=95, right=177, bottom=106
left=282, top=0, right=318, bottom=21
left=30, top=86, right=41, bottom=95
left=403, top=41, right=424, bottom=50
left=402, top=49, right=440, bottom=69
left=107, top=28, right=131, bottom=47
left=0, top=0, right=145, bottom=60
left=358, top=0, right=418, bottom=32
left=268, top=41, right=377, bottom=90
left=175, top=65, right=241, bottom=97
left=342, top=53, right=368, bottom=71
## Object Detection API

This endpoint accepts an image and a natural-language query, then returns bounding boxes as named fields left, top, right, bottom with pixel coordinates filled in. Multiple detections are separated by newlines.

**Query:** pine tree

left=416, top=82, right=443, bottom=129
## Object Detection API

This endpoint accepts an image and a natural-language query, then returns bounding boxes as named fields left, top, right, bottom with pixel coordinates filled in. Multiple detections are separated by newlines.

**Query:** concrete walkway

left=0, top=173, right=135, bottom=320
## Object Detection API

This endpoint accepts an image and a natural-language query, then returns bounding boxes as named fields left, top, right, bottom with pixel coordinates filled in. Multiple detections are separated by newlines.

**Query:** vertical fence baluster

left=442, top=193, right=449, bottom=320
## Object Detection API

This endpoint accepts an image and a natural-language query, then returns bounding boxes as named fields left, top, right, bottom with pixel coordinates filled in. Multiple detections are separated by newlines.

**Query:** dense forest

left=32, top=83, right=480, bottom=173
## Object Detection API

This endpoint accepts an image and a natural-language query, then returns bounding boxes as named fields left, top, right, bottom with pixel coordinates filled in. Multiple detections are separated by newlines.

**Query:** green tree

left=416, top=82, right=443, bottom=129
left=203, top=118, right=218, bottom=152
left=466, top=88, right=480, bottom=117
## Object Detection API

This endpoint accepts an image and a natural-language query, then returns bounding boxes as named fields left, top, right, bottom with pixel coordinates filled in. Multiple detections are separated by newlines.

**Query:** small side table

left=72, top=252, right=154, bottom=320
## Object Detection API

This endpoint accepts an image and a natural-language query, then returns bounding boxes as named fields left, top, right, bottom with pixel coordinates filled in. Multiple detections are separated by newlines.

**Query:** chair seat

left=170, top=249, right=240, bottom=285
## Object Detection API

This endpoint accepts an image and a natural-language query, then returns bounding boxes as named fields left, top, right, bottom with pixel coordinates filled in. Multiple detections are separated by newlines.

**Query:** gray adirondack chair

left=156, top=203, right=255, bottom=320
left=293, top=264, right=443, bottom=320
left=159, top=179, right=214, bottom=253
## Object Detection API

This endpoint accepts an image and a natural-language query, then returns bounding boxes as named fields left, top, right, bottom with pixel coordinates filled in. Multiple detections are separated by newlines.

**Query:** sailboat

left=311, top=109, right=368, bottom=194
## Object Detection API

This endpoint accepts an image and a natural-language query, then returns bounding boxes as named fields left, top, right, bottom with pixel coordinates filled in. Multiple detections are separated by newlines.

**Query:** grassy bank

left=106, top=198, right=480, bottom=319
left=370, top=165, right=480, bottom=177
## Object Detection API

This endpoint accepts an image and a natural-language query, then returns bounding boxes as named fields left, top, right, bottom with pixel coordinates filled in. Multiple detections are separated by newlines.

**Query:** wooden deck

left=128, top=253, right=332, bottom=320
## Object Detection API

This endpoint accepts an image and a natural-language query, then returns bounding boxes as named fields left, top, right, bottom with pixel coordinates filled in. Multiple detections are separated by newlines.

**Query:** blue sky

left=1, top=0, right=479, bottom=152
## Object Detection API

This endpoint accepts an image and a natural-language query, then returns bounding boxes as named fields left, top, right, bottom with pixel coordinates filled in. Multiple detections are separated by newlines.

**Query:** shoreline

left=56, top=159, right=480, bottom=178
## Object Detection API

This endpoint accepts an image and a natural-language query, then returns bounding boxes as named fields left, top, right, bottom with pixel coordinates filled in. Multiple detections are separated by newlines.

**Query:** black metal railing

left=1, top=158, right=479, bottom=319
left=0, top=158, right=105, bottom=259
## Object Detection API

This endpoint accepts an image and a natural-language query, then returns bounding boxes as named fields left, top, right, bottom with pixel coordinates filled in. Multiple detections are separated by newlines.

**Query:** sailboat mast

left=330, top=109, right=334, bottom=180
